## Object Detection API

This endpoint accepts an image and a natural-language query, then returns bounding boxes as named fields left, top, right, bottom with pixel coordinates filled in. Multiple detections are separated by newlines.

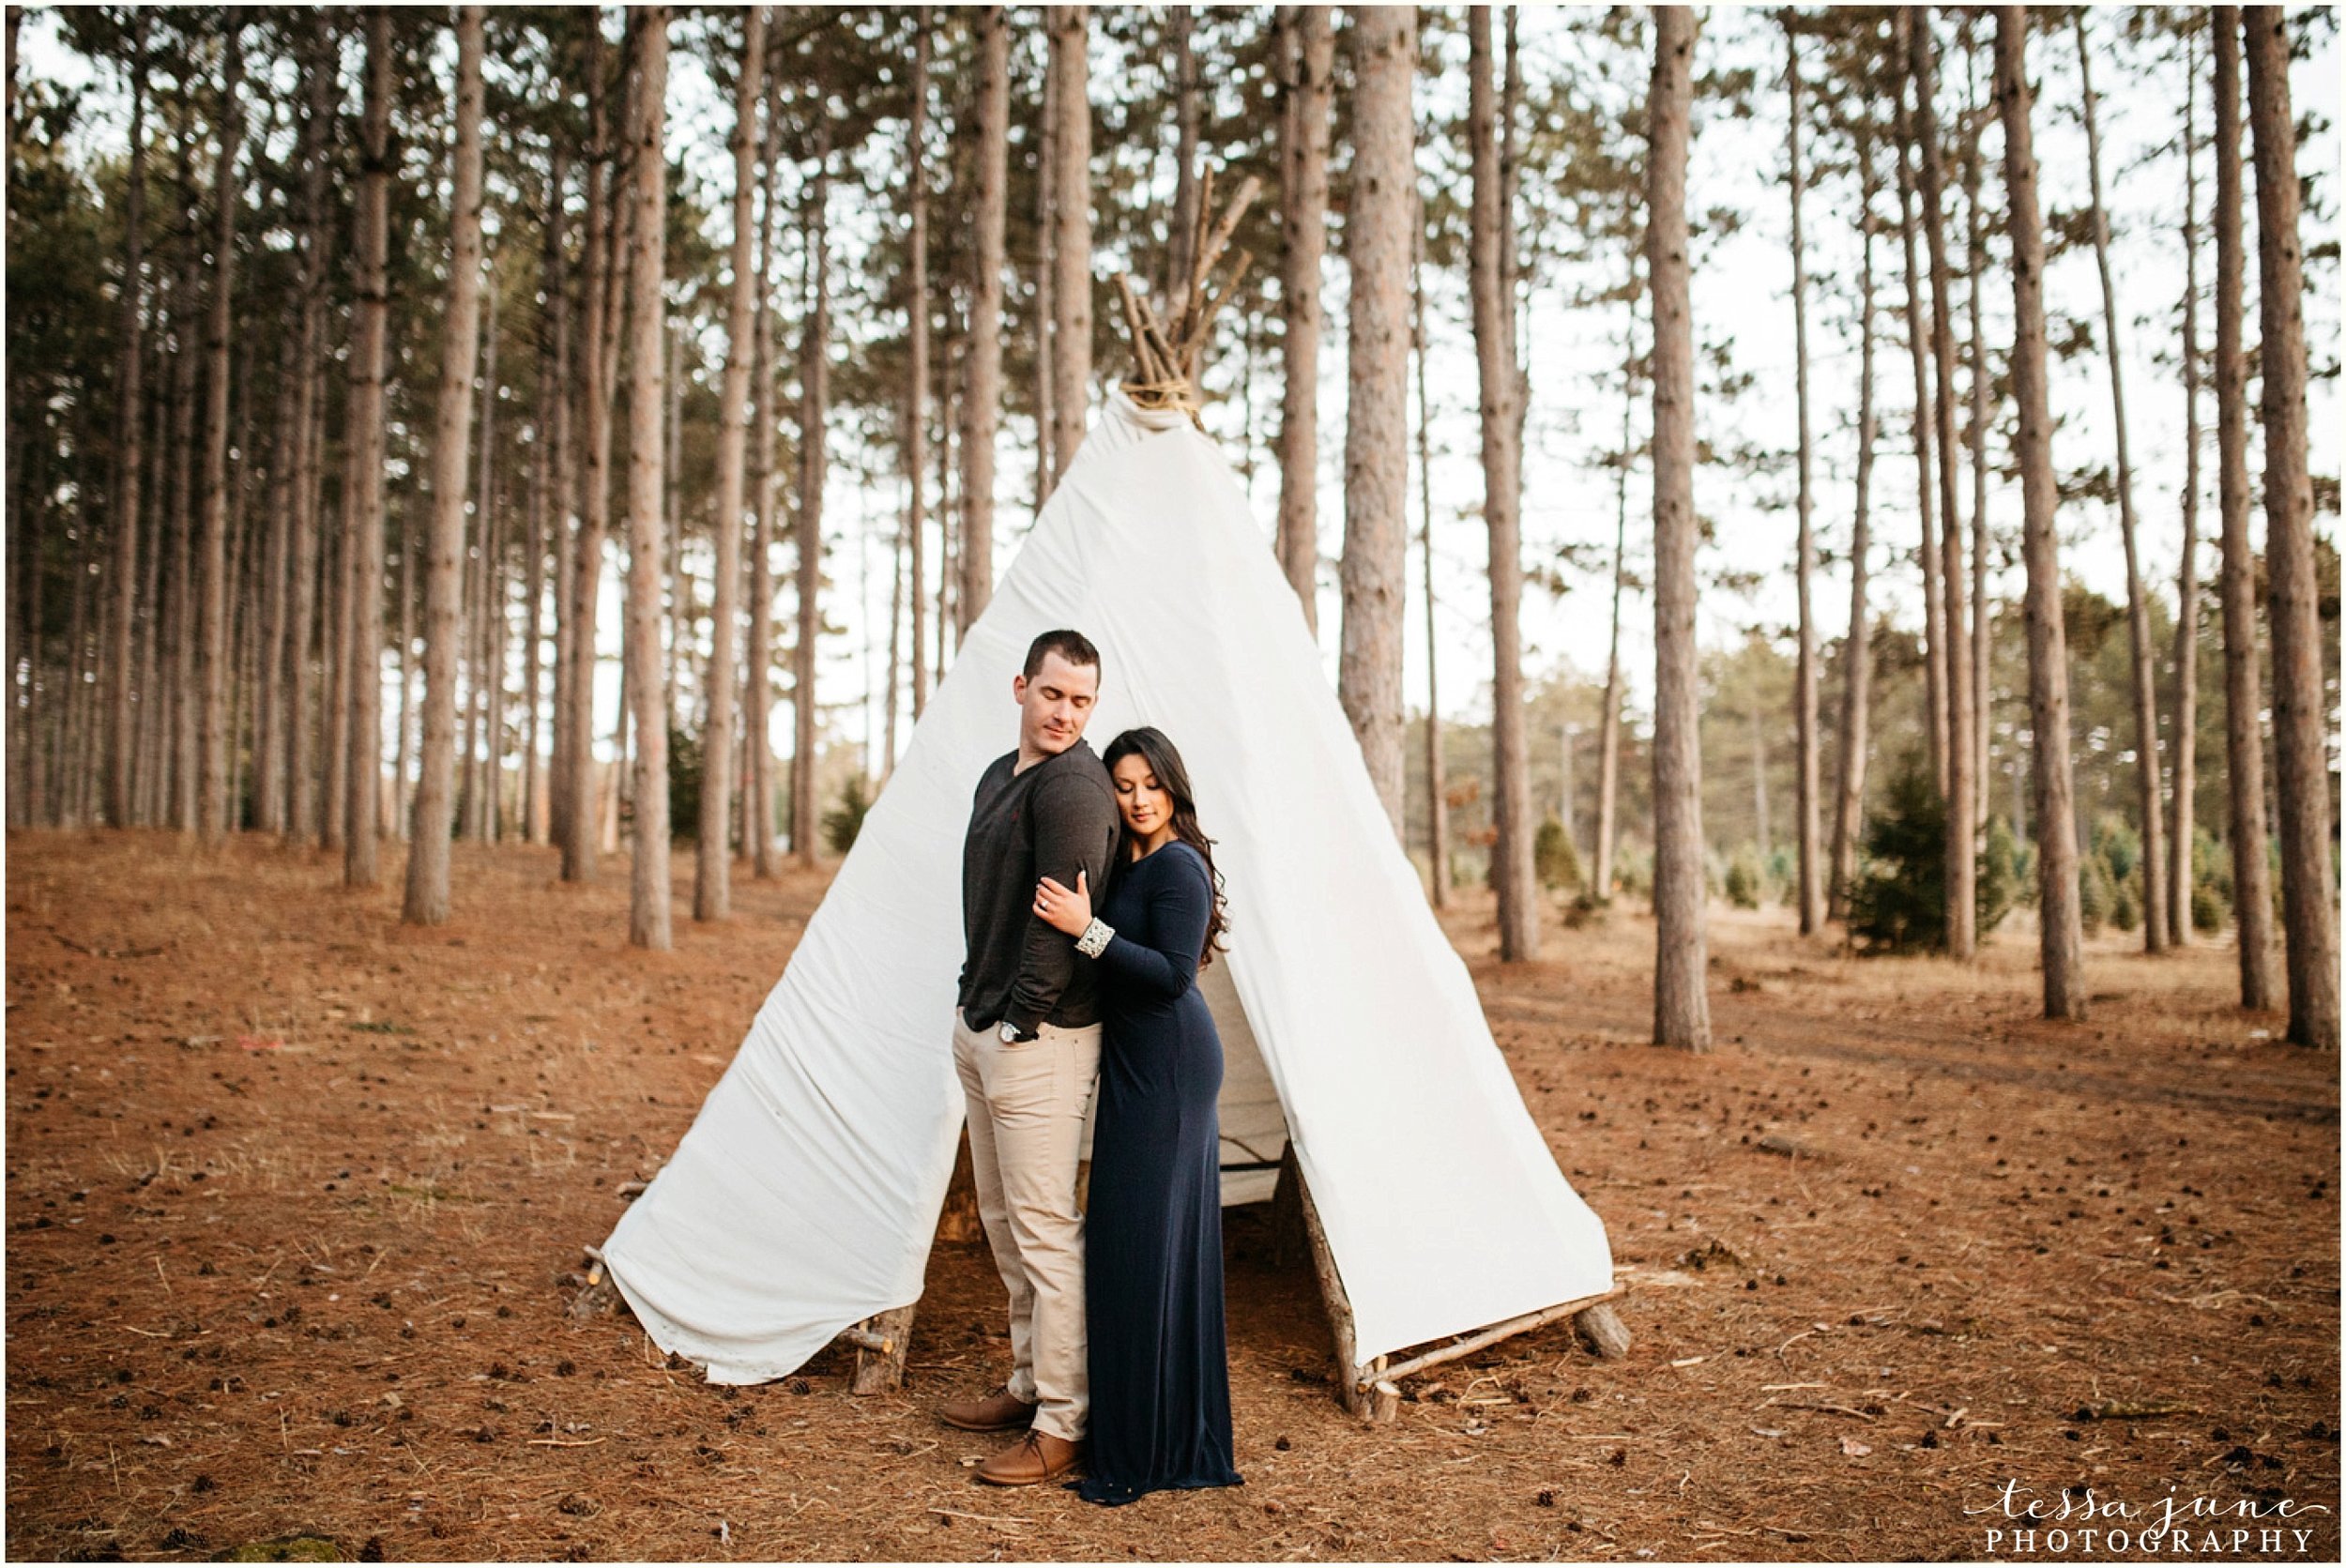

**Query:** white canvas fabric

left=601, top=393, right=1615, bottom=1383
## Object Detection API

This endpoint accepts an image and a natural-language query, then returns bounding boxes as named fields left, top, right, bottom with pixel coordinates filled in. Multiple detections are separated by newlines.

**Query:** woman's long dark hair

left=1102, top=726, right=1230, bottom=969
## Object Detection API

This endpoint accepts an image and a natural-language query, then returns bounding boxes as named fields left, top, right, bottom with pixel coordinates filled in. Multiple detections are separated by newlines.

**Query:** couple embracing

left=938, top=628, right=1244, bottom=1508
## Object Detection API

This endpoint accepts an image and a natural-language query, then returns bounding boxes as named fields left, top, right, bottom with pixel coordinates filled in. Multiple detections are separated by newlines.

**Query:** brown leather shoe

left=974, top=1428, right=1084, bottom=1487
left=939, top=1384, right=1037, bottom=1433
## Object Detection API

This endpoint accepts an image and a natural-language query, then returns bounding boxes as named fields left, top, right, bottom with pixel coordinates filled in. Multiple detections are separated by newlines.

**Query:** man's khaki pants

left=952, top=1008, right=1102, bottom=1444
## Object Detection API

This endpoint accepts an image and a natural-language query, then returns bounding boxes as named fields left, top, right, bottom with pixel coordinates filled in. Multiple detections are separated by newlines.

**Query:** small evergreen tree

left=822, top=775, right=873, bottom=856
left=1978, top=814, right=2026, bottom=936
left=2079, top=850, right=2116, bottom=934
left=2109, top=868, right=2141, bottom=932
left=1847, top=758, right=2020, bottom=951
left=666, top=725, right=704, bottom=843
left=2187, top=825, right=2230, bottom=932
left=2091, top=813, right=2140, bottom=885
left=2088, top=814, right=2143, bottom=931
left=1847, top=761, right=1944, bottom=951
left=1724, top=846, right=1764, bottom=909
left=1533, top=815, right=1583, bottom=891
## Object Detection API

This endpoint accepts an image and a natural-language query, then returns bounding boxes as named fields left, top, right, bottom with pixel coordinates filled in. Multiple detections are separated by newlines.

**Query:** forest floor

left=6, top=830, right=2338, bottom=1563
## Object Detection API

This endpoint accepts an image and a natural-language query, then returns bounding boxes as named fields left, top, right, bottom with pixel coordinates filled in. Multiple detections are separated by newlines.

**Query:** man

left=940, top=629, right=1121, bottom=1486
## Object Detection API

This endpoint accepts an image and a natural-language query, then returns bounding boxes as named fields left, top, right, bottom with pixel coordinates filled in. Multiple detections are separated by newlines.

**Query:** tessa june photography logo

left=1969, top=1478, right=2332, bottom=1557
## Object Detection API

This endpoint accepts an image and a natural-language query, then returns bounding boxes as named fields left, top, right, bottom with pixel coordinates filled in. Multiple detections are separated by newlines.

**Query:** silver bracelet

left=1074, top=918, right=1114, bottom=959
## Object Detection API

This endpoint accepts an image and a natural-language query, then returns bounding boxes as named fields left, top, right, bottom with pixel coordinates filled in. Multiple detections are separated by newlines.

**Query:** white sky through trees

left=21, top=7, right=2338, bottom=773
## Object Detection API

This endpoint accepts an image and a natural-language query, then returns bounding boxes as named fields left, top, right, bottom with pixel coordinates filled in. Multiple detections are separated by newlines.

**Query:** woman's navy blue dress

left=1074, top=840, right=1244, bottom=1506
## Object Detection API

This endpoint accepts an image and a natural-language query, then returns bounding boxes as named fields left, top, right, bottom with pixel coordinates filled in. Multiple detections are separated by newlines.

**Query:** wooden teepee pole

left=1114, top=171, right=1262, bottom=423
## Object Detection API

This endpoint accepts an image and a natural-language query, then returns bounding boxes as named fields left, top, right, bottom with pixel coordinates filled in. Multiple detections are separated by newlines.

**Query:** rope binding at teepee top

left=1115, top=166, right=1263, bottom=432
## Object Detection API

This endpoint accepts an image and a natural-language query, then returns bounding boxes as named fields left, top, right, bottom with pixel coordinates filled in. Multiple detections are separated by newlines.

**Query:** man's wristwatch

left=998, top=1020, right=1032, bottom=1043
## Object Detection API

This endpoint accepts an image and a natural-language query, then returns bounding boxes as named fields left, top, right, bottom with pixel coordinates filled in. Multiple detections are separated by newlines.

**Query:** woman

left=1032, top=725, right=1243, bottom=1507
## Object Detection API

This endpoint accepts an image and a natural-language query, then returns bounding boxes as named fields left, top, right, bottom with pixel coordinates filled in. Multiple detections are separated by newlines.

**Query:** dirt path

left=8, top=832, right=2338, bottom=1560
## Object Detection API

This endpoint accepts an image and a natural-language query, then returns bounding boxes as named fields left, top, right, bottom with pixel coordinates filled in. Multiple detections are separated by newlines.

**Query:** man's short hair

left=1023, top=629, right=1102, bottom=682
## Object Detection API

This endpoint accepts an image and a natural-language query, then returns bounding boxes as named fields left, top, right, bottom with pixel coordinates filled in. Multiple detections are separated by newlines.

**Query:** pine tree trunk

left=884, top=526, right=904, bottom=777
left=1893, top=80, right=1947, bottom=802
left=393, top=515, right=415, bottom=836
left=520, top=380, right=547, bottom=845
left=1648, top=6, right=1711, bottom=1052
left=2243, top=6, right=2338, bottom=1048
left=1994, top=7, right=2087, bottom=1022
left=695, top=4, right=763, bottom=921
left=304, top=358, right=332, bottom=842
left=562, top=20, right=617, bottom=884
left=1785, top=17, right=1822, bottom=935
left=88, top=533, right=116, bottom=825
left=1595, top=258, right=1639, bottom=905
left=1907, top=7, right=1974, bottom=957
left=1162, top=8, right=1200, bottom=300
left=1412, top=215, right=1447, bottom=909
left=2074, top=9, right=2166, bottom=955
left=1337, top=4, right=1414, bottom=837
left=106, top=15, right=150, bottom=827
left=2169, top=33, right=2202, bottom=951
left=16, top=441, right=48, bottom=828
left=603, top=642, right=627, bottom=857
left=62, top=443, right=96, bottom=826
left=324, top=487, right=351, bottom=851
left=624, top=7, right=675, bottom=949
left=1274, top=7, right=1333, bottom=632
left=663, top=325, right=684, bottom=729
left=905, top=12, right=931, bottom=721
left=1469, top=10, right=1535, bottom=960
left=747, top=59, right=784, bottom=878
left=2211, top=16, right=2277, bottom=1013
left=221, top=378, right=257, bottom=830
left=284, top=29, right=335, bottom=845
left=460, top=388, right=481, bottom=836
left=343, top=8, right=395, bottom=885
left=166, top=363, right=194, bottom=830
left=1033, top=17, right=1058, bottom=511
left=403, top=5, right=488, bottom=924
left=1962, top=23, right=1993, bottom=836
left=195, top=20, right=245, bottom=846
left=8, top=446, right=24, bottom=828
left=793, top=124, right=831, bottom=868
left=78, top=428, right=106, bottom=824
left=160, top=501, right=183, bottom=821
left=253, top=338, right=297, bottom=836
left=960, top=6, right=1007, bottom=633
left=543, top=141, right=574, bottom=852
left=484, top=453, right=510, bottom=843
left=463, top=283, right=495, bottom=841
left=602, top=50, right=635, bottom=837
left=1500, top=7, right=1523, bottom=361
left=1830, top=127, right=1881, bottom=923
left=522, top=146, right=563, bottom=846
left=1045, top=5, right=1091, bottom=483
left=938, top=295, right=960, bottom=665
left=135, top=366, right=168, bottom=825
left=204, top=472, right=232, bottom=831
left=166, top=110, right=199, bottom=833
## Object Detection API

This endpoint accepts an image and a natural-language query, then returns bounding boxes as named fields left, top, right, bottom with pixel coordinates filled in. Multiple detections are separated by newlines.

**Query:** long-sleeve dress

left=1073, top=839, right=1244, bottom=1506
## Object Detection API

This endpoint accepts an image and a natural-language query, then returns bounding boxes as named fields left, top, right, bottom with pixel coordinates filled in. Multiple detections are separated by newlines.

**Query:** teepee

left=593, top=201, right=1624, bottom=1418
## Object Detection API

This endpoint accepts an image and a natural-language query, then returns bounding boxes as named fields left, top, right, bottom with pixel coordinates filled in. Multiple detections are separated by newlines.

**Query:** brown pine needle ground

left=7, top=831, right=2337, bottom=1561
